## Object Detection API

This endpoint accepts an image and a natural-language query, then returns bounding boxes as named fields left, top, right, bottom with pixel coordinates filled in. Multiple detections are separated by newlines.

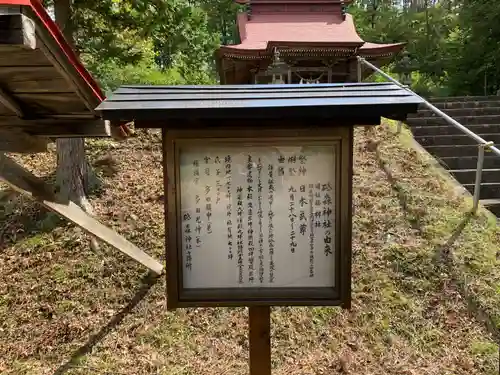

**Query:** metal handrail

left=357, top=56, right=500, bottom=213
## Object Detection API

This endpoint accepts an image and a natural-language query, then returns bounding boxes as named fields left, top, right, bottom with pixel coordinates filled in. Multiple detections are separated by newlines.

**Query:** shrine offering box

left=95, top=83, right=423, bottom=310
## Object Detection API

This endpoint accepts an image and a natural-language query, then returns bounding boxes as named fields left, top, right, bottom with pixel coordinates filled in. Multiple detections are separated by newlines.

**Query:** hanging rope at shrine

left=295, top=72, right=325, bottom=84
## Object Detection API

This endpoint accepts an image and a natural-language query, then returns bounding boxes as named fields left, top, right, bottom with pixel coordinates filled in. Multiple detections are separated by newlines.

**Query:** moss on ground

left=0, top=126, right=498, bottom=374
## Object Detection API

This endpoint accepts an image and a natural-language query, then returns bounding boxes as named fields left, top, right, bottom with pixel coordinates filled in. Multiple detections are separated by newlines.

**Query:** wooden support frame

left=0, top=153, right=163, bottom=275
left=0, top=129, right=48, bottom=152
left=0, top=117, right=111, bottom=137
left=20, top=7, right=101, bottom=113
left=0, top=9, right=36, bottom=49
left=249, top=306, right=271, bottom=375
left=0, top=86, right=24, bottom=117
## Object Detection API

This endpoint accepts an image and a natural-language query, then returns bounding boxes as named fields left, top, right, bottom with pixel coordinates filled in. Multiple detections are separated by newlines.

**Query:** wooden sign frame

left=163, top=125, right=353, bottom=310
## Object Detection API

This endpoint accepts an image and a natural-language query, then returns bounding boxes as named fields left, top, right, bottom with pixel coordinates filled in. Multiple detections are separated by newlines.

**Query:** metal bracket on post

left=472, top=141, right=494, bottom=214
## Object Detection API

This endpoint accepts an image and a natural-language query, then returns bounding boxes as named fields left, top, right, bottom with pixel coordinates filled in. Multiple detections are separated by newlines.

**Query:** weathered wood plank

left=25, top=7, right=100, bottom=113
left=0, top=5, right=22, bottom=15
left=0, top=120, right=110, bottom=138
left=0, top=129, right=48, bottom=152
left=11, top=93, right=90, bottom=114
left=0, top=154, right=164, bottom=275
left=0, top=102, right=13, bottom=116
left=0, top=116, right=96, bottom=126
left=0, top=85, right=23, bottom=116
left=0, top=116, right=116, bottom=138
left=0, top=48, right=49, bottom=66
left=249, top=306, right=271, bottom=375
left=0, top=65, right=60, bottom=82
left=4, top=76, right=72, bottom=93
left=0, top=13, right=36, bottom=49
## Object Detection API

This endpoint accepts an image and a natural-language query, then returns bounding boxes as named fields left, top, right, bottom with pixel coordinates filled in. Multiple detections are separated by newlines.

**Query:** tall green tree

left=447, top=0, right=500, bottom=95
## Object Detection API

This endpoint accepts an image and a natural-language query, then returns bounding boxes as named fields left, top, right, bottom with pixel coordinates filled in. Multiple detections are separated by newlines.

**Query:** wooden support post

left=249, top=306, right=271, bottom=375
left=0, top=154, right=164, bottom=275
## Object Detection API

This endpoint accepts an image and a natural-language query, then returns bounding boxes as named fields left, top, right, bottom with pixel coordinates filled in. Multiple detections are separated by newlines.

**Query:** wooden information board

left=164, top=128, right=353, bottom=309
left=96, top=82, right=423, bottom=375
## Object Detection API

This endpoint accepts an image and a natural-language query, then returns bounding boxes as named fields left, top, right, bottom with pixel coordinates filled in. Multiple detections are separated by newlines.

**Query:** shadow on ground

left=52, top=271, right=161, bottom=375
left=372, top=138, right=500, bottom=344
left=0, top=190, right=62, bottom=251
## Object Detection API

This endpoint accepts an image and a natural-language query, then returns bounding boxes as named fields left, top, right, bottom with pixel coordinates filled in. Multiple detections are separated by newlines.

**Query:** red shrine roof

left=218, top=0, right=404, bottom=58
left=0, top=0, right=132, bottom=142
left=231, top=13, right=364, bottom=50
left=2, top=0, right=104, bottom=101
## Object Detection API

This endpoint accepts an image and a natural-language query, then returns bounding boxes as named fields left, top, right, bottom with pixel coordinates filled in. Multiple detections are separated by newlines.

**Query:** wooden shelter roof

left=0, top=0, right=125, bottom=153
left=96, top=82, right=424, bottom=126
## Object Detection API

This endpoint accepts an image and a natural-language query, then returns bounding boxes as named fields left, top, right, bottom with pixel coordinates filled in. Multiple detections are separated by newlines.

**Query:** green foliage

left=48, top=0, right=230, bottom=87
left=49, top=0, right=500, bottom=95
left=352, top=0, right=500, bottom=96
left=446, top=0, right=500, bottom=95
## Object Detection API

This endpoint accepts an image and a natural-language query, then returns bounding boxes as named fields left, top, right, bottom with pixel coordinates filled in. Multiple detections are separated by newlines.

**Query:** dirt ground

left=0, top=124, right=498, bottom=374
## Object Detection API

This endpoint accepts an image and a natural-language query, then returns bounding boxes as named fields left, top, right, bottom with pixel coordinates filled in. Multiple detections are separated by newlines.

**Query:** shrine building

left=216, top=0, right=405, bottom=84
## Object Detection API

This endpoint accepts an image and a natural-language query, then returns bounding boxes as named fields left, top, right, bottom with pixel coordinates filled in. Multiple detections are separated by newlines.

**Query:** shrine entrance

left=257, top=49, right=344, bottom=85
left=216, top=0, right=405, bottom=85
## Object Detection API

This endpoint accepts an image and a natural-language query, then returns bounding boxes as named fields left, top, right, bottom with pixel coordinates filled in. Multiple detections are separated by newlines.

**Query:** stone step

left=408, top=106, right=500, bottom=118
left=480, top=199, right=500, bottom=217
left=463, top=183, right=500, bottom=200
left=449, top=169, right=500, bottom=184
left=410, top=123, right=500, bottom=137
left=430, top=95, right=500, bottom=103
left=437, top=156, right=500, bottom=170
left=414, top=133, right=500, bottom=147
left=425, top=145, right=483, bottom=158
left=431, top=100, right=500, bottom=110
left=409, top=114, right=500, bottom=127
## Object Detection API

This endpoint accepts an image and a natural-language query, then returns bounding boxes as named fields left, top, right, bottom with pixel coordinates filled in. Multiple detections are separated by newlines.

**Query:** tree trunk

left=53, top=0, right=100, bottom=250
left=55, top=138, right=99, bottom=211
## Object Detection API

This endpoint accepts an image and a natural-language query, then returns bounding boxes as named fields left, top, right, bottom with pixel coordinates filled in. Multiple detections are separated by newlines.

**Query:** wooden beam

left=7, top=92, right=89, bottom=114
left=0, top=153, right=164, bottom=275
left=0, top=86, right=23, bottom=116
left=0, top=129, right=48, bottom=152
left=0, top=117, right=110, bottom=137
left=0, top=11, right=36, bottom=49
left=249, top=306, right=271, bottom=375
left=23, top=8, right=101, bottom=113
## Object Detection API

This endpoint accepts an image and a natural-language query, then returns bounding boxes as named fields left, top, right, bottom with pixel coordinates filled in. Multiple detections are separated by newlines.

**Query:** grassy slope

left=0, top=124, right=498, bottom=375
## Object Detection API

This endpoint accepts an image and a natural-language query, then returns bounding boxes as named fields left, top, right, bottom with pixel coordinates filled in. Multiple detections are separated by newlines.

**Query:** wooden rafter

left=0, top=128, right=48, bottom=152
left=0, top=153, right=164, bottom=275
left=0, top=86, right=23, bottom=116
left=22, top=7, right=101, bottom=113
left=0, top=117, right=111, bottom=137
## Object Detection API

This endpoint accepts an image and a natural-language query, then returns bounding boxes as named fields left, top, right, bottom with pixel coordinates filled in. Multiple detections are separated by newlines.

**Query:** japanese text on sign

left=179, top=144, right=337, bottom=289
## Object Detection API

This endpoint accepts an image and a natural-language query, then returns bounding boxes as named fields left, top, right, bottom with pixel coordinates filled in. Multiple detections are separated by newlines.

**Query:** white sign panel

left=179, top=144, right=336, bottom=289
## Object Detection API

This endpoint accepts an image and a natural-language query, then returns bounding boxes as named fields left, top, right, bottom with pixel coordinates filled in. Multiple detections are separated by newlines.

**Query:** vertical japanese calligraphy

left=308, top=185, right=315, bottom=278
left=247, top=155, right=255, bottom=283
left=257, top=158, right=265, bottom=284
left=268, top=163, right=275, bottom=284
left=288, top=185, right=297, bottom=253
left=225, top=155, right=233, bottom=260
left=183, top=211, right=192, bottom=271
left=179, top=144, right=337, bottom=289
left=236, top=185, right=244, bottom=284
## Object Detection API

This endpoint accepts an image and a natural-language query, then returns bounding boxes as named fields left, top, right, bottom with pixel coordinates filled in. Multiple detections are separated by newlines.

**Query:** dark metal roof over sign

left=96, top=82, right=424, bottom=126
